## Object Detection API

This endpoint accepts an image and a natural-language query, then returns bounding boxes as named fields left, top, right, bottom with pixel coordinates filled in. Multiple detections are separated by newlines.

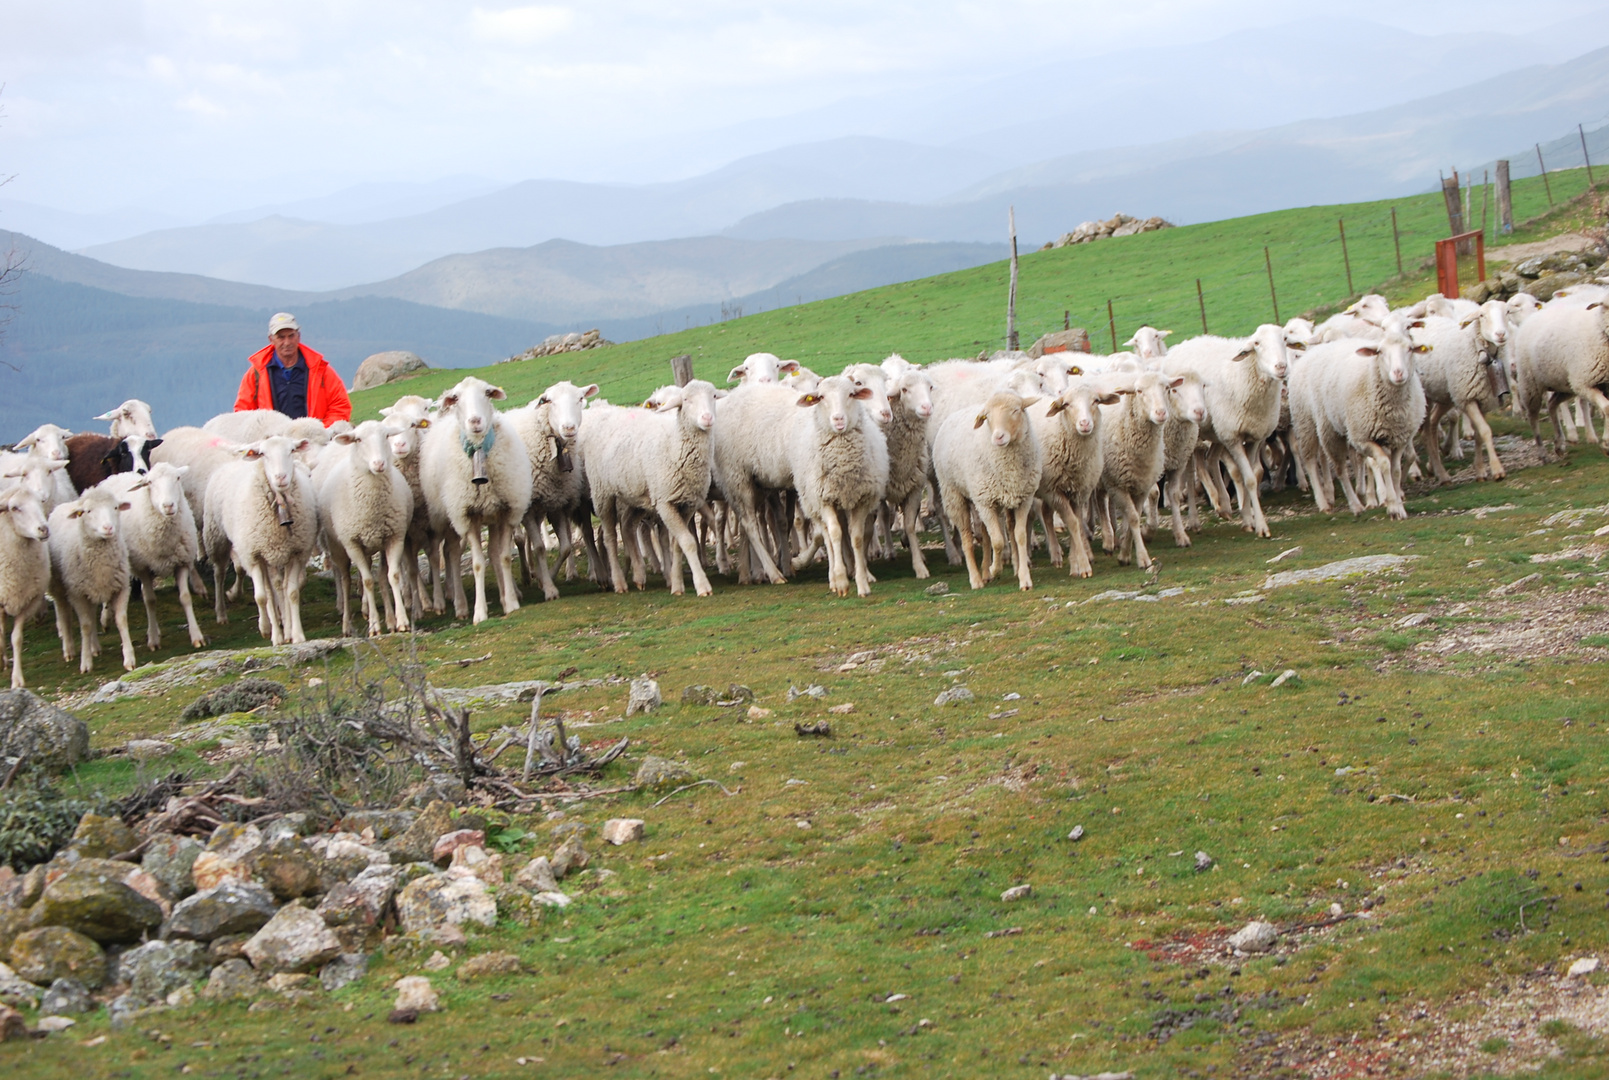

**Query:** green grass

left=6, top=179, right=1609, bottom=1078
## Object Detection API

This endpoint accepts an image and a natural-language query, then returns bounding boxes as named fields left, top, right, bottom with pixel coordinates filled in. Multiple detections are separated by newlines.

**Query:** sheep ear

left=333, top=432, right=360, bottom=445
left=240, top=447, right=263, bottom=459
left=92, top=409, right=119, bottom=421
left=779, top=360, right=800, bottom=374
left=44, top=460, right=67, bottom=472
left=68, top=508, right=86, bottom=519
left=1019, top=395, right=1040, bottom=408
left=1356, top=346, right=1380, bottom=357
left=1412, top=344, right=1433, bottom=354
left=1095, top=391, right=1123, bottom=405
left=1408, top=319, right=1426, bottom=329
left=1589, top=302, right=1603, bottom=311
left=1121, top=334, right=1138, bottom=347
left=582, top=384, right=599, bottom=399
left=1045, top=398, right=1068, bottom=417
left=972, top=412, right=988, bottom=429
left=174, top=465, right=190, bottom=476
left=535, top=394, right=551, bottom=406
left=1459, top=317, right=1476, bottom=329
left=1067, top=365, right=1083, bottom=376
left=728, top=366, right=747, bottom=383
left=486, top=386, right=507, bottom=401
left=416, top=418, right=431, bottom=429
left=713, top=389, right=729, bottom=399
left=439, top=393, right=459, bottom=410
left=117, top=500, right=134, bottom=511
left=292, top=439, right=312, bottom=452
left=1166, top=376, right=1185, bottom=389
left=378, top=407, right=393, bottom=417
left=1158, top=330, right=1171, bottom=339
left=146, top=437, right=163, bottom=452
left=796, top=393, right=822, bottom=408
left=13, top=434, right=36, bottom=449
left=1230, top=347, right=1254, bottom=362
left=1286, top=341, right=1307, bottom=351
left=850, top=386, right=874, bottom=401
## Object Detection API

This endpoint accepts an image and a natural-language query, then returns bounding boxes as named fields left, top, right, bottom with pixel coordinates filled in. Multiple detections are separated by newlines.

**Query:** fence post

left=1537, top=144, right=1555, bottom=205
left=1582, top=124, right=1597, bottom=188
left=1196, top=278, right=1208, bottom=334
left=1442, top=172, right=1467, bottom=254
left=1338, top=218, right=1354, bottom=297
left=1391, top=207, right=1403, bottom=274
left=1480, top=169, right=1490, bottom=238
left=1064, top=309, right=1070, bottom=331
left=1006, top=206, right=1020, bottom=352
left=1107, top=299, right=1117, bottom=354
left=1496, top=160, right=1514, bottom=234
left=670, top=354, right=693, bottom=387
left=1263, top=247, right=1280, bottom=324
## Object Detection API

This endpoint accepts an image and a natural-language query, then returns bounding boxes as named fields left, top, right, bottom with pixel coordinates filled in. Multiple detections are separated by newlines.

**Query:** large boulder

left=243, top=905, right=342, bottom=975
left=29, top=866, right=163, bottom=943
left=164, top=882, right=278, bottom=942
left=8, top=926, right=106, bottom=987
left=350, top=351, right=429, bottom=393
left=1027, top=328, right=1092, bottom=359
left=117, top=940, right=208, bottom=1004
left=0, top=690, right=88, bottom=771
left=395, top=872, right=496, bottom=936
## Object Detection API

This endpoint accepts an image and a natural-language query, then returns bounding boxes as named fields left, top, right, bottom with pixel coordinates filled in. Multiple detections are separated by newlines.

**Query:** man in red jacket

left=233, top=313, right=352, bottom=426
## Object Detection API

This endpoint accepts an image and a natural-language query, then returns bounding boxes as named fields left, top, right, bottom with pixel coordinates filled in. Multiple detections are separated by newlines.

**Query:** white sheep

left=1411, top=304, right=1510, bottom=482
left=0, top=485, right=52, bottom=688
left=1097, top=370, right=1179, bottom=569
left=101, top=464, right=207, bottom=651
left=1033, top=378, right=1121, bottom=577
left=203, top=435, right=319, bottom=644
left=1162, top=324, right=1289, bottom=538
left=788, top=376, right=889, bottom=597
left=96, top=399, right=158, bottom=441
left=377, top=395, right=442, bottom=617
left=0, top=453, right=72, bottom=516
left=1124, top=326, right=1171, bottom=360
left=728, top=353, right=800, bottom=386
left=419, top=377, right=533, bottom=624
left=47, top=486, right=137, bottom=674
left=1157, top=368, right=1208, bottom=548
left=874, top=367, right=935, bottom=576
left=710, top=382, right=803, bottom=585
left=578, top=380, right=720, bottom=596
left=932, top=389, right=1042, bottom=590
left=503, top=380, right=598, bottom=602
left=316, top=421, right=414, bottom=637
left=12, top=424, right=77, bottom=507
left=1510, top=300, right=1609, bottom=457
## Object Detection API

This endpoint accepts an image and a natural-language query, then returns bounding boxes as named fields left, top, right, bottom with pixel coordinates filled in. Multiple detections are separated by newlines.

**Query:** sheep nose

left=160, top=502, right=177, bottom=515
left=1193, top=407, right=1206, bottom=421
left=37, top=526, right=49, bottom=540
left=371, top=459, right=387, bottom=474
left=993, top=431, right=1010, bottom=446
left=1076, top=420, right=1093, bottom=435
left=917, top=404, right=932, bottom=417
left=831, top=415, right=848, bottom=432
left=1273, top=361, right=1288, bottom=378
left=698, top=412, right=714, bottom=429
left=560, top=425, right=577, bottom=440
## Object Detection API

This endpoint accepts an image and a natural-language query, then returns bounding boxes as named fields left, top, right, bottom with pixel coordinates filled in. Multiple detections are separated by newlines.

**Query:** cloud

left=469, top=5, right=574, bottom=45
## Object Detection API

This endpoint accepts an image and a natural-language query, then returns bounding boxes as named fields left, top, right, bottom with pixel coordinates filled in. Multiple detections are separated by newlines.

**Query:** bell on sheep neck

left=471, top=448, right=490, bottom=484
left=273, top=492, right=294, bottom=527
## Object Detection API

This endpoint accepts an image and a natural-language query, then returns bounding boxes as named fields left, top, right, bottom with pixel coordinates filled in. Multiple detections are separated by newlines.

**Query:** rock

left=1264, top=553, right=1418, bottom=589
left=626, top=677, right=662, bottom=716
left=201, top=958, right=259, bottom=1001
left=1026, top=328, right=1092, bottom=359
left=124, top=739, right=174, bottom=761
left=827, top=702, right=855, bottom=715
left=107, top=991, right=166, bottom=1028
left=549, top=820, right=586, bottom=839
left=164, top=882, right=278, bottom=941
left=9, top=927, right=107, bottom=987
left=495, top=887, right=545, bottom=926
left=1227, top=920, right=1278, bottom=954
left=36, top=1014, right=75, bottom=1032
left=1001, top=884, right=1033, bottom=902
left=432, top=829, right=486, bottom=866
left=1195, top=851, right=1214, bottom=872
left=1489, top=572, right=1542, bottom=597
left=1068, top=825, right=1085, bottom=842
left=423, top=949, right=451, bottom=971
left=633, top=755, right=694, bottom=789
left=0, top=1003, right=26, bottom=1041
left=786, top=684, right=827, bottom=701
left=532, top=891, right=571, bottom=908
left=448, top=845, right=503, bottom=885
left=142, top=834, right=203, bottom=900
left=261, top=813, right=310, bottom=841
left=208, top=933, right=252, bottom=961
left=118, top=939, right=207, bottom=1003
left=1269, top=670, right=1298, bottom=688
left=40, top=978, right=93, bottom=1015
left=0, top=962, right=42, bottom=1008
left=725, top=684, right=755, bottom=704
left=747, top=705, right=772, bottom=719
left=190, top=851, right=252, bottom=892
left=0, top=689, right=89, bottom=771
left=933, top=686, right=975, bottom=707
left=121, top=868, right=173, bottom=917
left=1266, top=546, right=1303, bottom=564
left=29, top=866, right=162, bottom=944
left=550, top=835, right=589, bottom=879
left=350, top=350, right=429, bottom=393
left=316, top=836, right=390, bottom=889
left=206, top=822, right=264, bottom=862
left=514, top=856, right=559, bottom=893
left=244, top=905, right=342, bottom=975
left=0, top=908, right=26, bottom=957
left=384, top=800, right=454, bottom=865
left=924, top=581, right=950, bottom=595
left=337, top=809, right=416, bottom=841
left=247, top=836, right=320, bottom=900
left=393, top=975, right=439, bottom=1013
left=265, top=971, right=318, bottom=999
left=680, top=685, right=719, bottom=706
left=67, top=813, right=137, bottom=860
left=457, top=951, right=522, bottom=981
left=317, top=865, right=400, bottom=928
left=180, top=678, right=285, bottom=721
left=394, top=873, right=496, bottom=936
left=601, top=819, right=645, bottom=846
left=319, top=952, right=368, bottom=992
left=1568, top=956, right=1600, bottom=976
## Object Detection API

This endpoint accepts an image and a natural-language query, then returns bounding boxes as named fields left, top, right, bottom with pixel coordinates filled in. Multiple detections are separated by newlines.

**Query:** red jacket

left=234, top=345, right=352, bottom=426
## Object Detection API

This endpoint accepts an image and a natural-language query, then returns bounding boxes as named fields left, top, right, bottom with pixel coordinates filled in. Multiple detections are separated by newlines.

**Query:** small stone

left=933, top=686, right=974, bottom=707
left=924, top=581, right=950, bottom=595
left=394, top=873, right=496, bottom=936
left=207, top=933, right=252, bottom=961
left=1568, top=957, right=1600, bottom=977
left=724, top=684, right=755, bottom=704
left=393, top=975, right=439, bottom=1013
left=1068, top=826, right=1085, bottom=842
left=10, top=927, right=105, bottom=987
left=383, top=800, right=454, bottom=865
left=457, top=951, right=522, bottom=980
left=124, top=739, right=174, bottom=761
left=1396, top=612, right=1433, bottom=628
left=165, top=984, right=196, bottom=1008
left=262, top=813, right=311, bottom=841
left=142, top=835, right=203, bottom=900
left=514, top=857, right=559, bottom=893
left=532, top=891, right=571, bottom=908
left=265, top=972, right=317, bottom=998
left=786, top=684, right=827, bottom=701
left=0, top=962, right=43, bottom=1008
left=1227, top=921, right=1278, bottom=953
left=1194, top=851, right=1214, bottom=872
left=626, top=677, right=662, bottom=716
left=1000, top=884, right=1032, bottom=902
left=423, top=950, right=451, bottom=972
left=164, top=882, right=278, bottom=942
left=201, top=959, right=259, bottom=1002
left=550, top=820, right=585, bottom=839
left=448, top=845, right=503, bottom=885
left=205, top=822, right=264, bottom=862
left=190, top=852, right=252, bottom=892
left=633, top=755, right=694, bottom=790
left=36, top=1014, right=76, bottom=1032
left=680, top=685, right=719, bottom=706
left=746, top=706, right=772, bottom=719
left=336, top=810, right=416, bottom=841
left=550, top=835, right=589, bottom=879
left=432, top=830, right=486, bottom=866
left=1269, top=669, right=1298, bottom=688
left=243, top=904, right=343, bottom=975
left=1266, top=546, right=1303, bottom=564
left=601, top=819, right=645, bottom=846
left=1241, top=670, right=1265, bottom=686
left=40, top=978, right=93, bottom=1015
left=0, top=1004, right=28, bottom=1041
left=318, top=952, right=368, bottom=992
left=117, top=939, right=207, bottom=1003
left=828, top=702, right=855, bottom=714
left=1329, top=902, right=1345, bottom=916
left=316, top=864, right=400, bottom=928
left=1489, top=572, right=1542, bottom=597
left=67, top=813, right=137, bottom=860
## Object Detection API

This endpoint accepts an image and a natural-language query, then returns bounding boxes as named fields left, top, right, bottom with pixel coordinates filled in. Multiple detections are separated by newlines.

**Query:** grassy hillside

left=352, top=166, right=1602, bottom=415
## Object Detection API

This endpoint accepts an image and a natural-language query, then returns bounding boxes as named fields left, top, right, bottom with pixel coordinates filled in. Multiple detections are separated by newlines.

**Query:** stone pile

left=0, top=799, right=638, bottom=1033
left=1042, top=214, right=1174, bottom=249
left=1465, top=247, right=1607, bottom=304
left=502, top=329, right=612, bottom=363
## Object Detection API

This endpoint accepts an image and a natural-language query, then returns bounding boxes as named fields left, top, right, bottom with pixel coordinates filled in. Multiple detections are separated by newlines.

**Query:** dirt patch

left=1405, top=584, right=1609, bottom=667
left=1485, top=232, right=1601, bottom=264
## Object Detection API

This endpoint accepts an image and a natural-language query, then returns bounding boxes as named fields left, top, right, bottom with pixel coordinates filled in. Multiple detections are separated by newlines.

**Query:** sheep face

left=1167, top=373, right=1208, bottom=424
left=439, top=377, right=507, bottom=441
left=333, top=421, right=399, bottom=476
left=973, top=391, right=1037, bottom=448
left=1033, top=354, right=1083, bottom=395
left=1357, top=334, right=1422, bottom=388
left=1506, top=293, right=1542, bottom=325
left=798, top=376, right=873, bottom=436
left=1234, top=325, right=1289, bottom=380
left=239, top=435, right=310, bottom=493
left=660, top=379, right=719, bottom=432
left=894, top=371, right=934, bottom=419
left=1047, top=382, right=1121, bottom=437
left=1345, top=295, right=1392, bottom=326
left=880, top=353, right=914, bottom=379
left=15, top=424, right=73, bottom=463
left=118, top=434, right=163, bottom=476
left=0, top=456, right=68, bottom=505
left=66, top=487, right=132, bottom=542
left=143, top=463, right=189, bottom=518
left=1283, top=318, right=1316, bottom=348
left=843, top=365, right=894, bottom=425
left=1123, top=326, right=1171, bottom=360
left=0, top=487, right=49, bottom=541
left=1468, top=300, right=1509, bottom=350
left=1132, top=372, right=1178, bottom=427
left=536, top=381, right=598, bottom=444
left=728, top=352, right=799, bottom=385
left=380, top=396, right=434, bottom=459
left=95, top=399, right=158, bottom=441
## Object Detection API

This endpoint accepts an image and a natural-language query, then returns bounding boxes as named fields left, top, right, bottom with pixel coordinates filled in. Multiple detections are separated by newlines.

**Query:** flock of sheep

left=0, top=276, right=1606, bottom=690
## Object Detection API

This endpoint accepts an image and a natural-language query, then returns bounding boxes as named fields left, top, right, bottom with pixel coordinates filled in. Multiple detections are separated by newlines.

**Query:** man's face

left=273, top=327, right=301, bottom=363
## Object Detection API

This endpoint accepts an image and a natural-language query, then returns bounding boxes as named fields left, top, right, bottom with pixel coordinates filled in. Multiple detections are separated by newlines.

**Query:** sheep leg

left=430, top=534, right=450, bottom=614
left=737, top=496, right=788, bottom=584
left=1561, top=396, right=1582, bottom=442
left=188, top=563, right=209, bottom=601
left=383, top=537, right=411, bottom=632
left=441, top=531, right=469, bottom=619
left=658, top=501, right=712, bottom=597
left=592, top=501, right=628, bottom=595
left=456, top=524, right=489, bottom=624
left=227, top=555, right=245, bottom=602
left=845, top=503, right=874, bottom=597
left=1099, top=492, right=1118, bottom=554
left=283, top=562, right=308, bottom=644
left=1421, top=403, right=1452, bottom=483
left=1010, top=498, right=1035, bottom=591
left=1580, top=386, right=1609, bottom=454
left=209, top=555, right=231, bottom=623
left=1461, top=402, right=1502, bottom=481
left=132, top=569, right=161, bottom=650
left=952, top=499, right=985, bottom=591
left=6, top=601, right=37, bottom=689
left=901, top=488, right=930, bottom=579
left=111, top=587, right=136, bottom=671
left=1545, top=393, right=1571, bottom=456
left=1166, top=470, right=1192, bottom=548
left=176, top=566, right=207, bottom=649
left=1114, top=489, right=1151, bottom=568
left=343, top=539, right=382, bottom=636
left=68, top=596, right=100, bottom=673
left=816, top=507, right=849, bottom=597
left=1364, top=443, right=1406, bottom=519
left=938, top=503, right=963, bottom=567
left=327, top=542, right=353, bottom=637
left=976, top=504, right=1008, bottom=583
left=1039, top=498, right=1064, bottom=568
left=523, top=511, right=561, bottom=602
left=1223, top=438, right=1270, bottom=537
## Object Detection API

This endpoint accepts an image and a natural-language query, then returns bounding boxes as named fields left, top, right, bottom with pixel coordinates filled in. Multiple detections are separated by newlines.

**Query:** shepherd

left=233, top=312, right=352, bottom=426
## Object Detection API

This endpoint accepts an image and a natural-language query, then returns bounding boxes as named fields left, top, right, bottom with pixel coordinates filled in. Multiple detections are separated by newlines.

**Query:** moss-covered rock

left=383, top=800, right=453, bottom=865
left=8, top=926, right=106, bottom=987
left=29, top=866, right=163, bottom=943
left=66, top=813, right=136, bottom=860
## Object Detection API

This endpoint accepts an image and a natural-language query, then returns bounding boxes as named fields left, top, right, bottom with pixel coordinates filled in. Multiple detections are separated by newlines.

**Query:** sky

left=3, top=0, right=1609, bottom=219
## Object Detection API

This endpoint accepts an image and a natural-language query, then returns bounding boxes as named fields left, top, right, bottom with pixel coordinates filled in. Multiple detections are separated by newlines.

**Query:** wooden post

left=1263, top=247, right=1280, bottom=324
left=1391, top=207, right=1403, bottom=274
left=1480, top=169, right=1489, bottom=238
left=1496, top=160, right=1513, bottom=234
left=1442, top=172, right=1467, bottom=254
left=1107, top=299, right=1117, bottom=354
left=1537, top=144, right=1555, bottom=205
left=1195, top=278, right=1208, bottom=334
left=1006, top=206, right=1020, bottom=352
left=1338, top=218, right=1354, bottom=297
left=1063, top=309, right=1070, bottom=331
left=669, top=354, right=693, bottom=387
left=1582, top=124, right=1597, bottom=188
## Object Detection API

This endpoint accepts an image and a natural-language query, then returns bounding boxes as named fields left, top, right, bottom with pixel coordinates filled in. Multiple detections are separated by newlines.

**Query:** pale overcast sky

left=3, top=0, right=1607, bottom=216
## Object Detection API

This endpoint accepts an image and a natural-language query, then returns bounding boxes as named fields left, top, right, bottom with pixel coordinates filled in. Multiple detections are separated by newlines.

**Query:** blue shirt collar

left=268, top=347, right=305, bottom=372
